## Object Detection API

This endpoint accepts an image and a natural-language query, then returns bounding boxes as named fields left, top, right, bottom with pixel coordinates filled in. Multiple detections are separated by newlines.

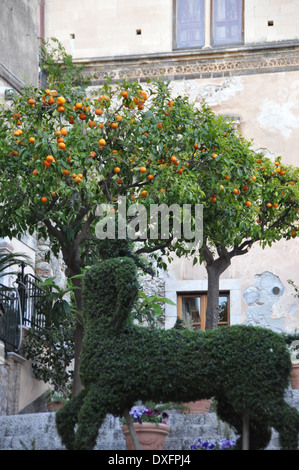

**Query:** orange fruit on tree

left=212, top=153, right=218, bottom=159
left=28, top=99, right=35, bottom=105
left=89, top=151, right=96, bottom=158
left=121, top=90, right=128, bottom=98
left=57, top=106, right=65, bottom=113
left=245, top=201, right=252, bottom=207
left=267, top=203, right=272, bottom=207
left=117, top=179, right=123, bottom=185
left=58, top=142, right=66, bottom=150
left=141, top=190, right=148, bottom=197
left=57, top=136, right=64, bottom=143
left=251, top=176, right=256, bottom=181
left=290, top=181, right=295, bottom=185
left=95, top=108, right=103, bottom=116
left=99, top=138, right=106, bottom=146
left=46, top=155, right=55, bottom=163
left=111, top=122, right=118, bottom=129
left=114, top=167, right=121, bottom=173
left=148, top=174, right=154, bottom=180
left=41, top=197, right=48, bottom=203
left=233, top=188, right=239, bottom=194
left=88, top=121, right=97, bottom=128
left=32, top=169, right=38, bottom=175
left=140, top=167, right=147, bottom=173
left=75, top=102, right=83, bottom=109
left=63, top=169, right=70, bottom=175
left=60, top=128, right=67, bottom=136
left=29, top=137, right=35, bottom=143
left=170, top=156, right=177, bottom=163
left=78, top=113, right=86, bottom=120
left=116, top=115, right=122, bottom=122
left=57, top=96, right=66, bottom=105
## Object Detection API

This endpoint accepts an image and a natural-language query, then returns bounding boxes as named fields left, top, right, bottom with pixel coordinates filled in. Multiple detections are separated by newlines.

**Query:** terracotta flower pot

left=183, top=399, right=212, bottom=414
left=47, top=401, right=64, bottom=412
left=291, top=362, right=299, bottom=389
left=122, top=422, right=170, bottom=450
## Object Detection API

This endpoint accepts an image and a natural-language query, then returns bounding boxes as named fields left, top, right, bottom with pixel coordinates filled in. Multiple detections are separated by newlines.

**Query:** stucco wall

left=0, top=0, right=39, bottom=89
left=44, top=0, right=299, bottom=59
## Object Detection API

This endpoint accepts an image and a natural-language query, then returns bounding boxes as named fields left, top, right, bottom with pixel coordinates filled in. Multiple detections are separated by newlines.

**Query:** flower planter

left=291, top=361, right=299, bottom=389
left=122, top=422, right=170, bottom=450
left=183, top=399, right=212, bottom=414
left=47, top=401, right=64, bottom=412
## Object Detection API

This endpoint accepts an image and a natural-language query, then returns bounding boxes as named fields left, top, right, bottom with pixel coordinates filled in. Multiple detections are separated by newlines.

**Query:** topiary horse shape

left=56, top=240, right=299, bottom=450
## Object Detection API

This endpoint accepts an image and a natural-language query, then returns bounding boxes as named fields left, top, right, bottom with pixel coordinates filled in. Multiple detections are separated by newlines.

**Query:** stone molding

left=75, top=41, right=299, bottom=84
left=0, top=62, right=24, bottom=94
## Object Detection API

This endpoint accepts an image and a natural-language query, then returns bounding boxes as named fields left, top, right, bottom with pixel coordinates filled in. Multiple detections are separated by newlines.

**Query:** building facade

left=43, top=0, right=299, bottom=334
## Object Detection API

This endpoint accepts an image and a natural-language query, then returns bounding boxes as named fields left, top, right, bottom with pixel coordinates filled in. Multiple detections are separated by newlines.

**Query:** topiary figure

left=56, top=240, right=299, bottom=450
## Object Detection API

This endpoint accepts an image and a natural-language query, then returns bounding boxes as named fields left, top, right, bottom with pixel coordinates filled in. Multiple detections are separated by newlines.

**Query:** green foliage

left=132, top=291, right=176, bottom=326
left=40, top=37, right=91, bottom=90
left=0, top=251, right=32, bottom=277
left=22, top=278, right=76, bottom=397
left=56, top=244, right=299, bottom=450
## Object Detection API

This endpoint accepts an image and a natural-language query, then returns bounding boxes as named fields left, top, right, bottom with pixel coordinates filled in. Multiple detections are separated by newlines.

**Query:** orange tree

left=0, top=44, right=298, bottom=392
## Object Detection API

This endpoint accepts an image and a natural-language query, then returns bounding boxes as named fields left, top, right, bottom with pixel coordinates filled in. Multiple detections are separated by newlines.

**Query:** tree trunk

left=62, top=244, right=85, bottom=397
left=70, top=275, right=84, bottom=396
left=204, top=251, right=231, bottom=330
left=205, top=264, right=222, bottom=330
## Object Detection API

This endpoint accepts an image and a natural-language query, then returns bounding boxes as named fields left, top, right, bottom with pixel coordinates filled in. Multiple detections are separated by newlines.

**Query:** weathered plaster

left=244, top=271, right=298, bottom=333
left=257, top=98, right=299, bottom=138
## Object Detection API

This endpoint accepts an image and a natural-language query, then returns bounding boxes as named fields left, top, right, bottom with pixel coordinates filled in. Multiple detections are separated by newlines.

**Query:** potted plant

left=46, top=390, right=66, bottom=412
left=122, top=405, right=170, bottom=450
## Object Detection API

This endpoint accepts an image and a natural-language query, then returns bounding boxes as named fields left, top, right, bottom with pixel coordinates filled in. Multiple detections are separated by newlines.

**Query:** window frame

left=177, top=291, right=230, bottom=330
left=211, top=0, right=244, bottom=47
left=173, top=0, right=206, bottom=51
left=173, top=0, right=244, bottom=51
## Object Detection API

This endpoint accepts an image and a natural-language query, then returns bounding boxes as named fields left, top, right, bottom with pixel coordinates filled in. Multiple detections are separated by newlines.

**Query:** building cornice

left=74, top=41, right=299, bottom=84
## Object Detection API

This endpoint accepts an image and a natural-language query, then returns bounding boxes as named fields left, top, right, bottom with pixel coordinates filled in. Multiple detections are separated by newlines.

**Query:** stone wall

left=0, top=388, right=298, bottom=450
left=0, top=355, right=22, bottom=416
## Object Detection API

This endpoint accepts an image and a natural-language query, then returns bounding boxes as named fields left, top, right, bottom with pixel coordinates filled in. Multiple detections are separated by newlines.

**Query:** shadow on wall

left=243, top=271, right=298, bottom=333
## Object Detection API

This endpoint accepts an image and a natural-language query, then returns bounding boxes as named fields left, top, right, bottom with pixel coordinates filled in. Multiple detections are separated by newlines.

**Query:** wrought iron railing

left=0, top=284, right=21, bottom=352
left=0, top=266, right=47, bottom=352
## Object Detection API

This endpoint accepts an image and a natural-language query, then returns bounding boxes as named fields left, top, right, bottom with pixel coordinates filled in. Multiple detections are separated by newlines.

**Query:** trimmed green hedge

left=56, top=246, right=299, bottom=450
